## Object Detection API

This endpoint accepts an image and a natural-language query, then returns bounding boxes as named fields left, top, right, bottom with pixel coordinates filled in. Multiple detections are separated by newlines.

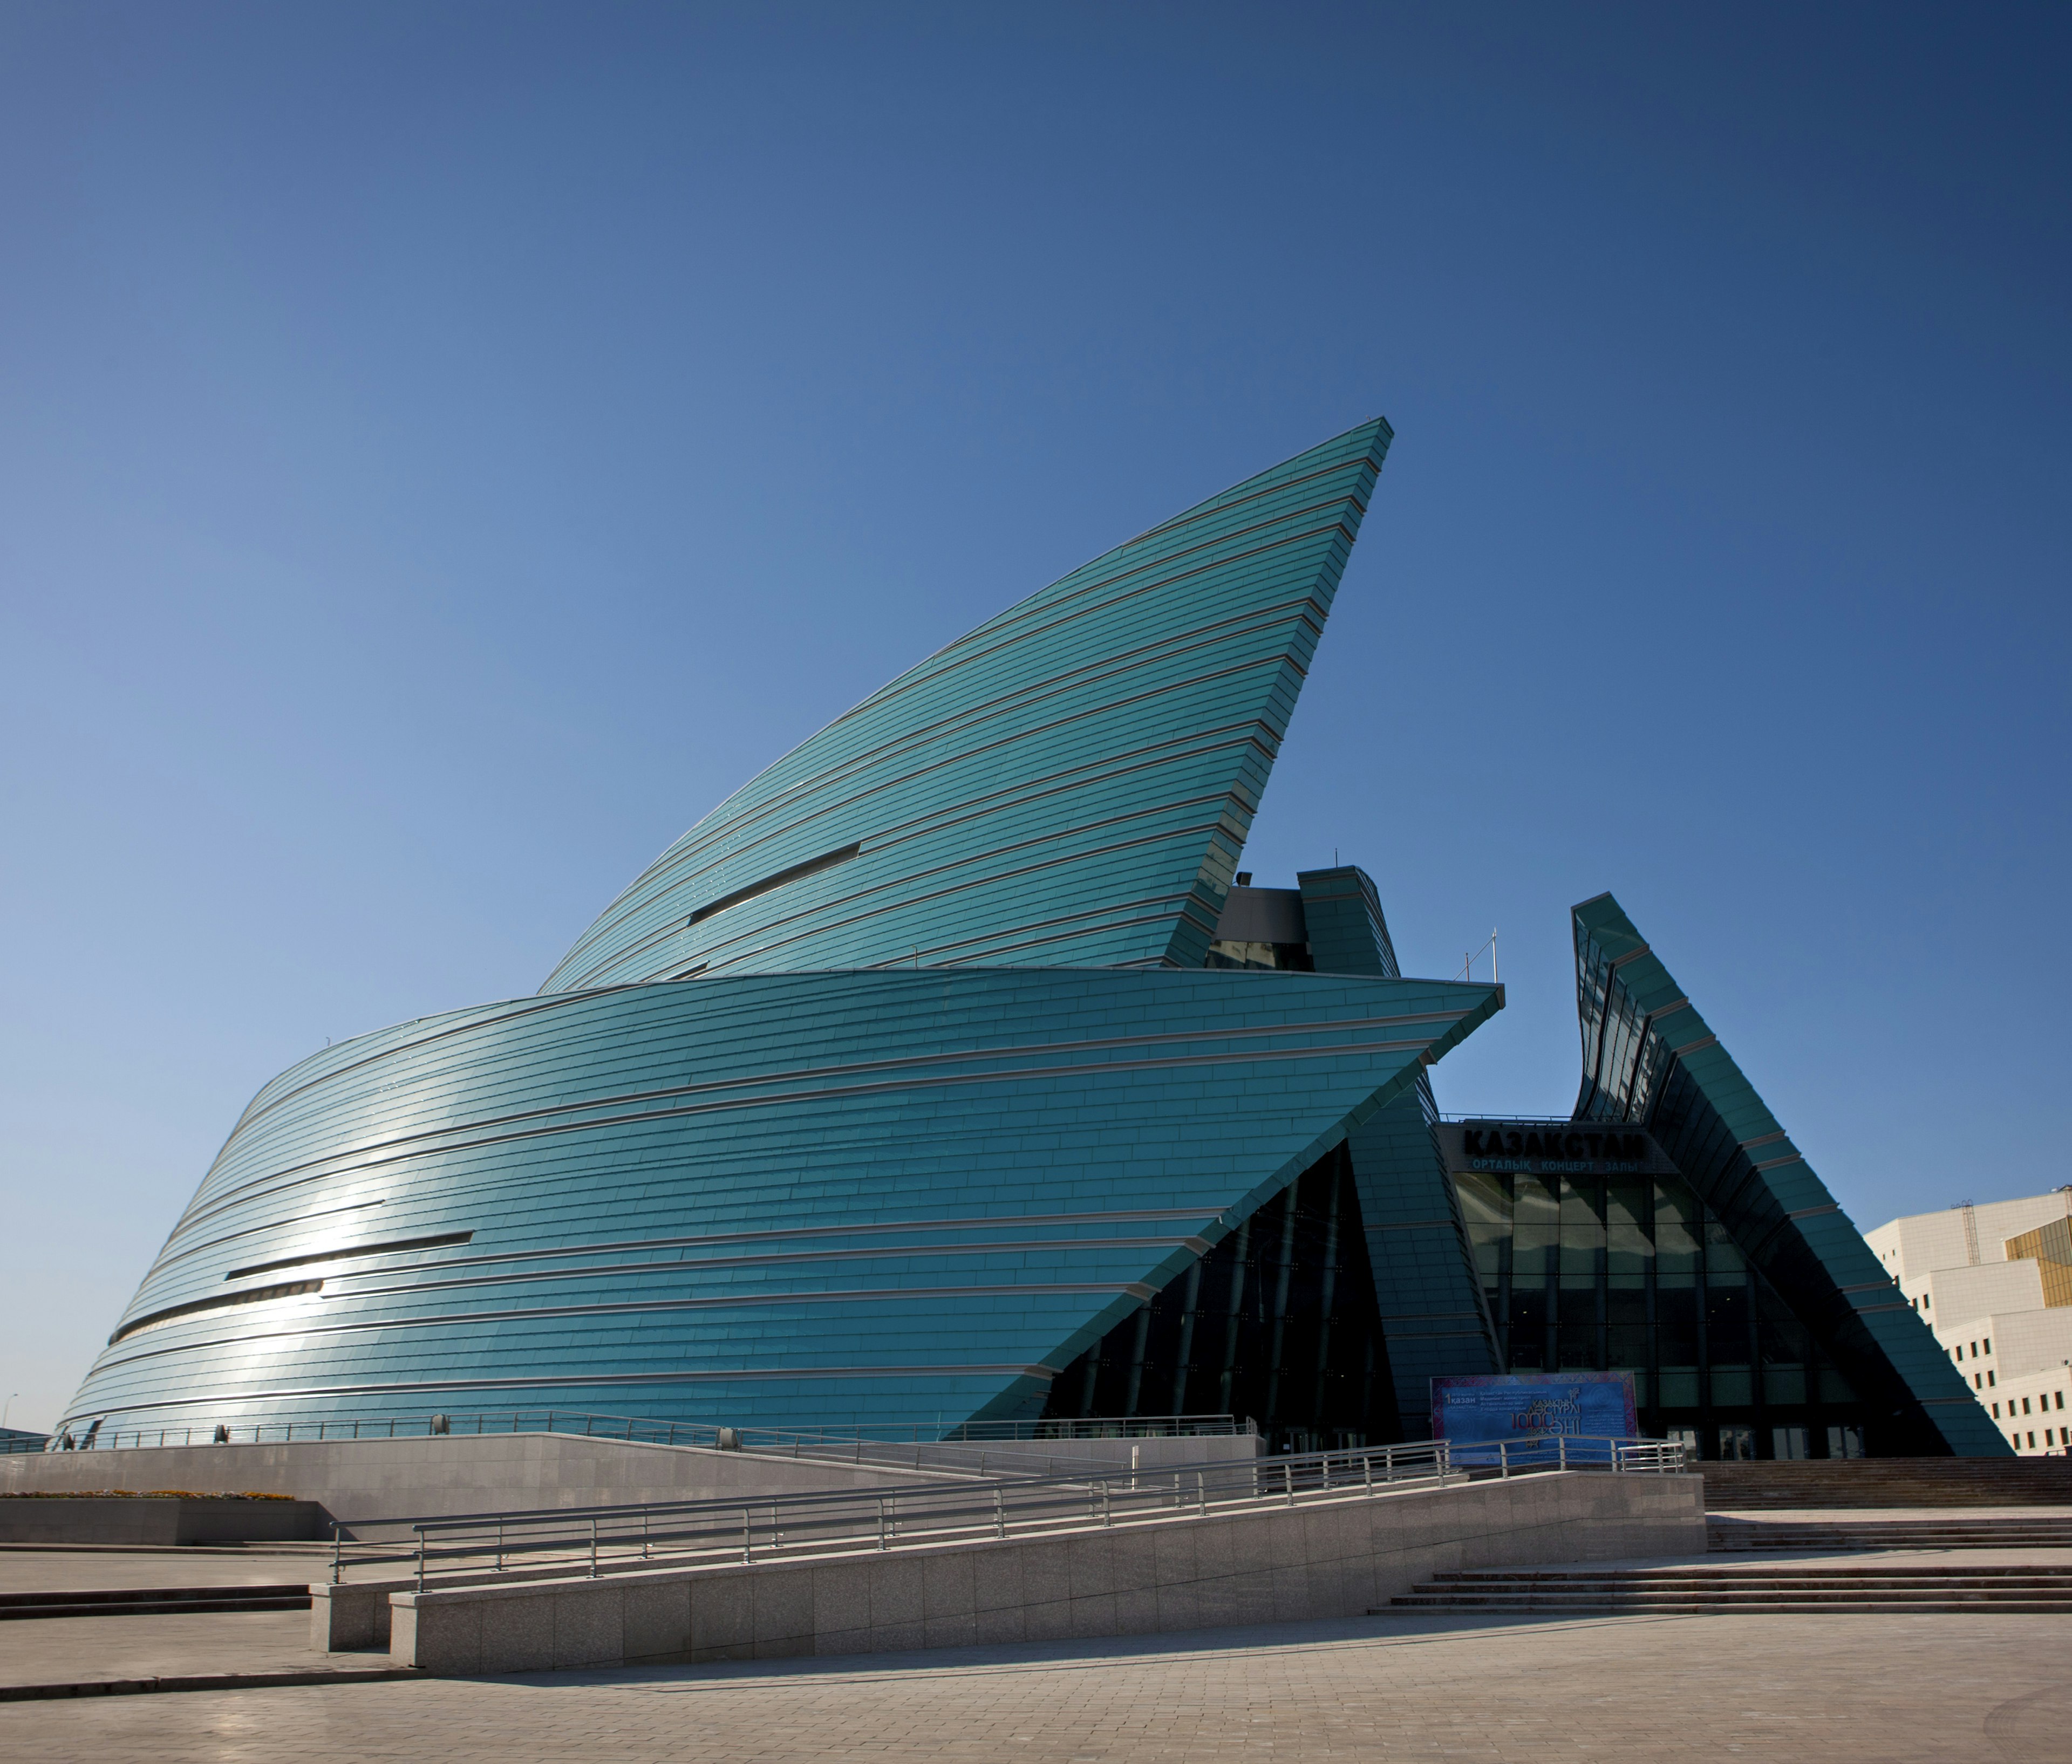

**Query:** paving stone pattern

left=5, top=1609, right=2070, bottom=1761
left=0, top=1547, right=326, bottom=1594
left=0, top=1609, right=351, bottom=1691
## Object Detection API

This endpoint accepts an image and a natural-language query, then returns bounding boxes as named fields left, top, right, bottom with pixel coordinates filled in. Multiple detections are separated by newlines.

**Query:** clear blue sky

left=2, top=3, right=2065, bottom=1433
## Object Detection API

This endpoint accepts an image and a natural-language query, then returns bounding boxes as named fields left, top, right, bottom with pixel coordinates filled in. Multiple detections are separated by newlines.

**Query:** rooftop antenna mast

left=1457, top=929, right=1498, bottom=984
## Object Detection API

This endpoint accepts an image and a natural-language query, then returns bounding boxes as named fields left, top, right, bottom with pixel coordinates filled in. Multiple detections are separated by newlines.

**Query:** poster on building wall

left=1431, top=1372, right=1639, bottom=1463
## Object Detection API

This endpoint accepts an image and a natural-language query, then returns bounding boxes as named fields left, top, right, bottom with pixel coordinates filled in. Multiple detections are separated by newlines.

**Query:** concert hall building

left=58, top=421, right=2002, bottom=1461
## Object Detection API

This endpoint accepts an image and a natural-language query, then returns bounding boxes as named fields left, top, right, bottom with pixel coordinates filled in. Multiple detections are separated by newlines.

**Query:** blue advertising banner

left=1432, top=1373, right=1639, bottom=1465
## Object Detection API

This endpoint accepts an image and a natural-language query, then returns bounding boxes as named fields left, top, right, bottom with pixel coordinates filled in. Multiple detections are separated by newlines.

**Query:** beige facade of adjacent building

left=1865, top=1190, right=2072, bottom=1456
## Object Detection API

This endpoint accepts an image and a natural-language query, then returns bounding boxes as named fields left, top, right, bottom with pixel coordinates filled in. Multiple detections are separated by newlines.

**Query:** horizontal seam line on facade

left=916, top=475, right=1366, bottom=662
left=790, top=510, right=1354, bottom=761
left=174, top=1014, right=1469, bottom=1227
left=551, top=572, right=1342, bottom=978
left=96, top=1282, right=1159, bottom=1365
left=199, top=986, right=655, bottom=1171
left=69, top=1365, right=1066, bottom=1417
left=860, top=894, right=1203, bottom=968
left=643, top=810, right=1240, bottom=982
left=656, top=792, right=1244, bottom=979
left=556, top=613, right=1332, bottom=982
left=566, top=619, right=1316, bottom=968
left=333, top=1234, right=1212, bottom=1296
left=652, top=724, right=1279, bottom=952
left=249, top=1206, right=1220, bottom=1281
left=590, top=624, right=1325, bottom=974
left=182, top=1006, right=1475, bottom=1226
left=150, top=1199, right=388, bottom=1277
left=824, top=515, right=1346, bottom=747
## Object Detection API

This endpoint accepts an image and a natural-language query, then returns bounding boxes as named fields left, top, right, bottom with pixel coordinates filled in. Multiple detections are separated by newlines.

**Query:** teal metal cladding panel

left=1571, top=893, right=2006, bottom=1458
left=61, top=968, right=1499, bottom=1435
left=1296, top=867, right=1501, bottom=1431
left=541, top=421, right=1393, bottom=992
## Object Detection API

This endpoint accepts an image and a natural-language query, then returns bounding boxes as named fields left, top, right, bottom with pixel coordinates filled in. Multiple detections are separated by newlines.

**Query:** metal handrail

left=1448, top=1433, right=1689, bottom=1475
left=37, top=1408, right=1241, bottom=1458
left=940, top=1416, right=1245, bottom=1441
left=28, top=1412, right=1083, bottom=1476
left=338, top=1437, right=1456, bottom=1591
left=331, top=1432, right=1688, bottom=1592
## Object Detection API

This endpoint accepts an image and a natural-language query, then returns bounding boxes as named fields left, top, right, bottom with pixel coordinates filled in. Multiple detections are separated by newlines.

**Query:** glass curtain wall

left=1041, top=1144, right=1399, bottom=1452
left=1455, top=1164, right=1867, bottom=1460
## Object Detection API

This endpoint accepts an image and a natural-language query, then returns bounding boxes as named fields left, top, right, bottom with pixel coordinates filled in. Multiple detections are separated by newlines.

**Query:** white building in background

left=1866, top=1190, right=2072, bottom=1455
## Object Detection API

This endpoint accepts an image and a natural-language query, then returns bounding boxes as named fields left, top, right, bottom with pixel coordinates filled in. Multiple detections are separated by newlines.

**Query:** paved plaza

left=4, top=1606, right=2069, bottom=1762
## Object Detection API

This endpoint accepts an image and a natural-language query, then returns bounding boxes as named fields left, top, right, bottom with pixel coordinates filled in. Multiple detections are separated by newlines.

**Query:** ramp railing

left=330, top=1433, right=1687, bottom=1591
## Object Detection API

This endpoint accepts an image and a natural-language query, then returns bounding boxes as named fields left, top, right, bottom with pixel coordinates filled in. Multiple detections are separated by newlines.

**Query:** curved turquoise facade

left=67, top=969, right=1495, bottom=1431
left=541, top=420, right=1391, bottom=990
left=61, top=419, right=1517, bottom=1439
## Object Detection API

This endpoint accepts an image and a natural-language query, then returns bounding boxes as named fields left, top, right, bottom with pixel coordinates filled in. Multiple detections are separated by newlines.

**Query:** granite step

left=1381, top=1562, right=2072, bottom=1615
left=0, top=1585, right=312, bottom=1621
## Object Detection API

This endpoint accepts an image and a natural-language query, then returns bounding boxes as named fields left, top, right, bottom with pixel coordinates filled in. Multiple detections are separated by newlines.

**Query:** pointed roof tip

left=1572, top=890, right=1619, bottom=914
left=1330, top=413, right=1394, bottom=452
left=544, top=417, right=1392, bottom=992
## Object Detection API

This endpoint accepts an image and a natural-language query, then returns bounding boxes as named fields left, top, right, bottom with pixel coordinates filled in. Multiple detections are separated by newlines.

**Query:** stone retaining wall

left=0, top=1495, right=327, bottom=1545
left=388, top=1470, right=1705, bottom=1674
left=0, top=1435, right=949, bottom=1530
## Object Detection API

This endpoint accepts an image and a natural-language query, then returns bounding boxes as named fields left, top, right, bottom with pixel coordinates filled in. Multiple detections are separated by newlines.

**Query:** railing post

left=877, top=1499, right=887, bottom=1551
left=331, top=1523, right=344, bottom=1586
left=1500, top=1441, right=1509, bottom=1479
left=1284, top=1462, right=1294, bottom=1508
left=995, top=1487, right=1006, bottom=1539
left=643, top=1512, right=651, bottom=1560
left=1363, top=1452, right=1372, bottom=1494
left=1100, top=1480, right=1110, bottom=1527
left=591, top=1516, right=600, bottom=1578
left=1197, top=1471, right=1207, bottom=1517
left=496, top=1521, right=505, bottom=1572
left=415, top=1527, right=425, bottom=1594
left=1558, top=1434, right=1567, bottom=1471
left=741, top=1509, right=752, bottom=1565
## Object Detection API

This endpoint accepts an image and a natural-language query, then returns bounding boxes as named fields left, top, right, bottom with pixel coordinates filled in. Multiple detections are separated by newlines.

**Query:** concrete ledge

left=388, top=1471, right=1706, bottom=1674
left=2, top=1435, right=951, bottom=1533
left=0, top=1498, right=326, bottom=1546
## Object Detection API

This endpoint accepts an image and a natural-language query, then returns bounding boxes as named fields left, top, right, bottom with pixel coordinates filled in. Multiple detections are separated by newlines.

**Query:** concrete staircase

left=1383, top=1563, right=2072, bottom=1614
left=1709, top=1514, right=2072, bottom=1552
left=1701, top=1458, right=2072, bottom=1509
left=0, top=1584, right=312, bottom=1621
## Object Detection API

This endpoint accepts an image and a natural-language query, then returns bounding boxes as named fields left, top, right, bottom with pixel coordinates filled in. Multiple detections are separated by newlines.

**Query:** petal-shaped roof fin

left=542, top=420, right=1393, bottom=990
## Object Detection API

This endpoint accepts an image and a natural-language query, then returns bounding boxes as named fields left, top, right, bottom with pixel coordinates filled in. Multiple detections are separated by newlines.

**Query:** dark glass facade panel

left=1451, top=1164, right=1867, bottom=1459
left=1042, top=1145, right=1396, bottom=1452
left=1204, top=940, right=1316, bottom=972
